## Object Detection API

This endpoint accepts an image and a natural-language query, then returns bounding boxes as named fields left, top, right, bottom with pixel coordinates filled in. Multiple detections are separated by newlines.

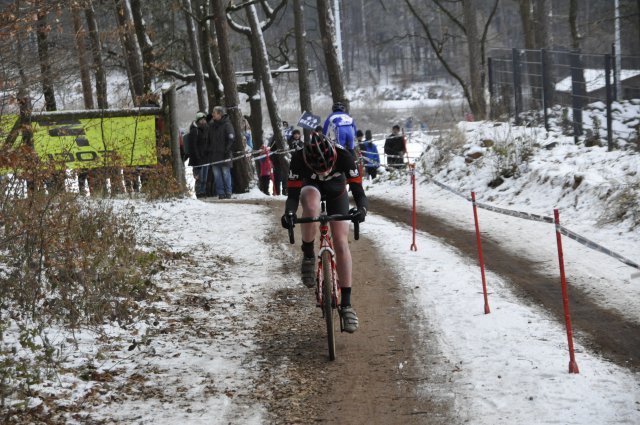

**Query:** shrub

left=0, top=147, right=162, bottom=410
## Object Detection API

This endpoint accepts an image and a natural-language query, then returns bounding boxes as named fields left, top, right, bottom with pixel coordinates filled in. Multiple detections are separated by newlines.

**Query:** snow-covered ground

left=3, top=81, right=639, bottom=422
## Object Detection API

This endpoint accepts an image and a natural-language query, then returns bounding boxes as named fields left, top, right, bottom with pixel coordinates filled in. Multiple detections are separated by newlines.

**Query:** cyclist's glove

left=281, top=212, right=297, bottom=229
left=349, top=206, right=367, bottom=223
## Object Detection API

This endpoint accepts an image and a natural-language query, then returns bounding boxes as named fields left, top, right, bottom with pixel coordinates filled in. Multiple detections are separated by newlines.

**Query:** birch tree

left=114, top=0, right=145, bottom=106
left=227, top=0, right=287, bottom=152
left=183, top=0, right=208, bottom=112
left=130, top=0, right=155, bottom=94
left=293, top=0, right=312, bottom=141
left=316, top=0, right=348, bottom=109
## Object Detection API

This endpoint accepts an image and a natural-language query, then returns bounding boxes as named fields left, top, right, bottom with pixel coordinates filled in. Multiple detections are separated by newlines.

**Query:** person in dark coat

left=207, top=106, right=235, bottom=199
left=384, top=124, right=405, bottom=169
left=189, top=111, right=210, bottom=198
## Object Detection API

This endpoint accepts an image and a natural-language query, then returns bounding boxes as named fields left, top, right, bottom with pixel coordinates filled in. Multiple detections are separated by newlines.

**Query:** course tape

left=557, top=224, right=640, bottom=270
left=429, top=177, right=639, bottom=272
left=190, top=146, right=297, bottom=169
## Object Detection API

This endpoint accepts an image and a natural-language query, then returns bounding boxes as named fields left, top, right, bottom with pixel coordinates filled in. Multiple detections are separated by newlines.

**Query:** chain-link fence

left=488, top=48, right=640, bottom=150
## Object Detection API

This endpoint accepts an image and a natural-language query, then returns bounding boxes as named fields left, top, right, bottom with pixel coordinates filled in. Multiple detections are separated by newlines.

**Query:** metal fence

left=488, top=48, right=640, bottom=150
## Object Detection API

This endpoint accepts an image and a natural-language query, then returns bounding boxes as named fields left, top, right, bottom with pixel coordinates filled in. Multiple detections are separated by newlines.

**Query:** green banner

left=1, top=113, right=158, bottom=170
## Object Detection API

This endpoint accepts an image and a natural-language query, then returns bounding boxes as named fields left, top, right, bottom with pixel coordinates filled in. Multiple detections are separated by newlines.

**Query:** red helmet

left=303, top=132, right=337, bottom=174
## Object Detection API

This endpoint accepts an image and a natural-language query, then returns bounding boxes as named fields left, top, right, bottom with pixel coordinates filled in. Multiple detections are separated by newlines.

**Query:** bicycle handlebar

left=286, top=213, right=360, bottom=244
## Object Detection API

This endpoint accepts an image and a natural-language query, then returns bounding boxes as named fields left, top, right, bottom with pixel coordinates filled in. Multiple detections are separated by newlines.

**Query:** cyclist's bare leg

left=300, top=186, right=321, bottom=243
left=330, top=221, right=351, bottom=288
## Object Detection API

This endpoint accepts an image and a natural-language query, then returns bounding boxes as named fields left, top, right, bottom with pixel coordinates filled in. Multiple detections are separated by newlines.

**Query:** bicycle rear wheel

left=321, top=250, right=337, bottom=361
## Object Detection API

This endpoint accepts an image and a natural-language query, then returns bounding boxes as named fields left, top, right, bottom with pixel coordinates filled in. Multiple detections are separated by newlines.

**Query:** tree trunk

left=130, top=0, right=155, bottom=94
left=245, top=4, right=288, bottom=182
left=211, top=0, right=250, bottom=193
left=293, top=0, right=312, bottom=141
left=316, top=0, right=348, bottom=110
left=200, top=0, right=224, bottom=109
left=72, top=7, right=95, bottom=110
left=114, top=0, right=145, bottom=106
left=183, top=0, right=207, bottom=112
left=36, top=3, right=57, bottom=111
left=569, top=0, right=580, bottom=50
left=248, top=39, right=264, bottom=148
left=518, top=0, right=535, bottom=50
left=534, top=0, right=551, bottom=49
left=462, top=0, right=486, bottom=119
left=85, top=1, right=109, bottom=109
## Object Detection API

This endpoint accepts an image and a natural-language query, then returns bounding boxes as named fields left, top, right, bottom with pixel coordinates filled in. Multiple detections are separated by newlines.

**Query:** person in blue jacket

left=359, top=129, right=380, bottom=179
left=322, top=102, right=357, bottom=156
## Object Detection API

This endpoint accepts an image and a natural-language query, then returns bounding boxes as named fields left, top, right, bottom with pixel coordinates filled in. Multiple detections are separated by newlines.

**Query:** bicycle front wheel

left=321, top=250, right=337, bottom=361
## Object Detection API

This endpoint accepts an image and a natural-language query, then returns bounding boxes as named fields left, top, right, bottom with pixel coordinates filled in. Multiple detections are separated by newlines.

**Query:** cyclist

left=281, top=132, right=368, bottom=333
left=322, top=102, right=357, bottom=157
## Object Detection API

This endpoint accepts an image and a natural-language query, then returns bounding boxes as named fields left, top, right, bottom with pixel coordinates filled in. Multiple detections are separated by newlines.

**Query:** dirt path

left=369, top=196, right=640, bottom=373
left=252, top=201, right=460, bottom=424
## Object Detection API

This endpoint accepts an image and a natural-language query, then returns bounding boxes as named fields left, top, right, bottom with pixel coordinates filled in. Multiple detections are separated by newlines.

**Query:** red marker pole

left=471, top=192, right=490, bottom=314
left=554, top=209, right=580, bottom=374
left=409, top=163, right=417, bottom=251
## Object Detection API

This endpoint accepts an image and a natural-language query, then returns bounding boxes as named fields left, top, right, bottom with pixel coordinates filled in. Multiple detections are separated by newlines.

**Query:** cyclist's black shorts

left=303, top=182, right=349, bottom=216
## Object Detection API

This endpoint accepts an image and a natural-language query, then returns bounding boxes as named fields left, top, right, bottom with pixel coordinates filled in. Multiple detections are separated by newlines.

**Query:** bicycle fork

left=316, top=246, right=341, bottom=313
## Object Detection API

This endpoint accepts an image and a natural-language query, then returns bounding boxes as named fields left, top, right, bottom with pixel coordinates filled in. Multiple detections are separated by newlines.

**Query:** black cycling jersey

left=285, top=144, right=368, bottom=215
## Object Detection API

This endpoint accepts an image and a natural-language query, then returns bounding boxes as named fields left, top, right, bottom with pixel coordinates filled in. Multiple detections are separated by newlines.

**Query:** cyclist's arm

left=349, top=181, right=368, bottom=211
left=339, top=146, right=368, bottom=211
left=284, top=152, right=304, bottom=213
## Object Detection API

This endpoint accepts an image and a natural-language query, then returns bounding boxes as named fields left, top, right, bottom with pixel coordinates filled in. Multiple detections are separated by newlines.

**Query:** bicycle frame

left=286, top=201, right=359, bottom=360
left=315, top=205, right=340, bottom=316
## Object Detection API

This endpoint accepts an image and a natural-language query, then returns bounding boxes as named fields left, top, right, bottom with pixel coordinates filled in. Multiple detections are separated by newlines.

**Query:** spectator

left=242, top=115, right=253, bottom=151
left=258, top=145, right=273, bottom=195
left=207, top=106, right=235, bottom=199
left=384, top=124, right=405, bottom=170
left=189, top=111, right=210, bottom=198
left=322, top=102, right=357, bottom=156
left=360, top=129, right=380, bottom=179
left=288, top=128, right=303, bottom=150
left=267, top=134, right=285, bottom=196
left=282, top=120, right=294, bottom=141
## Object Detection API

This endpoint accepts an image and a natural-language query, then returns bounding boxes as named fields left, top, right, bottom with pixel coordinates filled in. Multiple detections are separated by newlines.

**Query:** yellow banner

left=2, top=114, right=158, bottom=170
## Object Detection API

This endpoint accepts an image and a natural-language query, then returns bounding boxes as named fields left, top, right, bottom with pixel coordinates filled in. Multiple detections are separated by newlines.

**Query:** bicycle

left=285, top=201, right=360, bottom=361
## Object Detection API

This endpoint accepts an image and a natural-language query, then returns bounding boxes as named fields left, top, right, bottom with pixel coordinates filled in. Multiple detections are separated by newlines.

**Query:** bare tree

left=293, top=0, right=312, bottom=141
left=199, top=0, right=224, bottom=109
left=72, top=6, right=95, bottom=109
left=405, top=0, right=498, bottom=119
left=211, top=0, right=251, bottom=193
left=114, top=0, right=145, bottom=105
left=183, top=0, right=208, bottom=111
left=85, top=1, right=109, bottom=109
left=518, top=0, right=535, bottom=50
left=130, top=0, right=155, bottom=93
left=569, top=0, right=580, bottom=50
left=316, top=0, right=348, bottom=109
left=227, top=0, right=286, bottom=149
left=36, top=1, right=57, bottom=111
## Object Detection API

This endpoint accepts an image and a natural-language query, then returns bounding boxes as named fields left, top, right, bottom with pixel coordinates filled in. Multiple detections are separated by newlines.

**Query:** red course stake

left=409, top=163, right=417, bottom=251
left=554, top=209, right=580, bottom=374
left=471, top=192, right=490, bottom=314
